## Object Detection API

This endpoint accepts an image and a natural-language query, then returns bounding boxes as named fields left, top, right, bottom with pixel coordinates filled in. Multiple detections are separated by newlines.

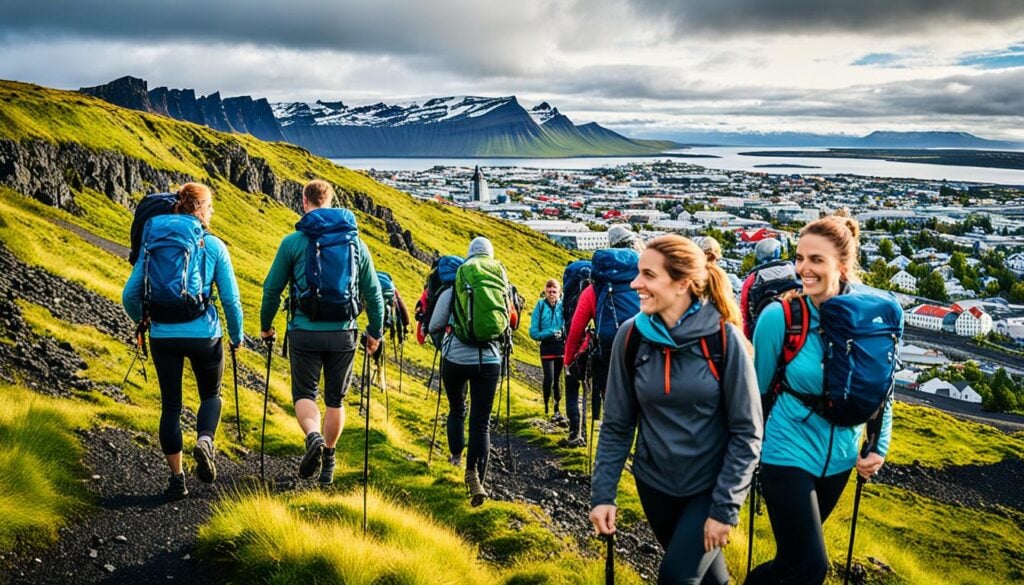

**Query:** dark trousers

left=636, top=479, right=729, bottom=585
left=590, top=354, right=609, bottom=422
left=541, top=356, right=563, bottom=412
left=744, top=464, right=852, bottom=585
left=564, top=367, right=582, bottom=436
left=150, top=337, right=224, bottom=455
left=442, top=360, right=501, bottom=479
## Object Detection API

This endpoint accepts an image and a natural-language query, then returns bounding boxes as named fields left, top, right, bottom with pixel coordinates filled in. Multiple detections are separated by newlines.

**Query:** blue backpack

left=293, top=208, right=362, bottom=322
left=562, top=260, right=593, bottom=330
left=415, top=255, right=464, bottom=347
left=141, top=214, right=209, bottom=323
left=129, top=192, right=178, bottom=265
left=591, top=248, right=640, bottom=351
left=769, top=289, right=903, bottom=427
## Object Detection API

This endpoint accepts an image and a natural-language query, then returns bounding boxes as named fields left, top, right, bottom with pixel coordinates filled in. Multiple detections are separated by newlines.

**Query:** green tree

left=879, top=238, right=895, bottom=261
left=918, top=270, right=949, bottom=302
left=740, top=253, right=756, bottom=275
left=1011, top=282, right=1024, bottom=304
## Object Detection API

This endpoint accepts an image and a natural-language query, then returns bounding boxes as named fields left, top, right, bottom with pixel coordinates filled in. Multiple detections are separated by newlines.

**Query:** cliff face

left=0, top=138, right=429, bottom=263
left=79, top=77, right=287, bottom=143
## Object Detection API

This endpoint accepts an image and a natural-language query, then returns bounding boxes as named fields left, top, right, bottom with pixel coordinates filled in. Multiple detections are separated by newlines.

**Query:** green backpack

left=452, top=257, right=511, bottom=345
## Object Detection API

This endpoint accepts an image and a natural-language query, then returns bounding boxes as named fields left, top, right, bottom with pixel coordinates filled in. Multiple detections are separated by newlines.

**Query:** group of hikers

left=121, top=180, right=903, bottom=585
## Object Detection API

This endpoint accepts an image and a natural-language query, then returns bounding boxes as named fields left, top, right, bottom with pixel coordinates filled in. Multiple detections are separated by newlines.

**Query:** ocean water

left=332, top=147, right=1024, bottom=186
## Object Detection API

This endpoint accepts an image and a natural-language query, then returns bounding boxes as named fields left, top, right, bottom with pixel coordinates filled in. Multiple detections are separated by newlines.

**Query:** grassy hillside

left=1, top=79, right=1023, bottom=584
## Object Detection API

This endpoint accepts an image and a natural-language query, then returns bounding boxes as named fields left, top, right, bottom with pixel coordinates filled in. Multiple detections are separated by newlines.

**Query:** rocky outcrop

left=201, top=143, right=304, bottom=210
left=0, top=139, right=192, bottom=213
left=80, top=77, right=287, bottom=143
left=346, top=191, right=432, bottom=264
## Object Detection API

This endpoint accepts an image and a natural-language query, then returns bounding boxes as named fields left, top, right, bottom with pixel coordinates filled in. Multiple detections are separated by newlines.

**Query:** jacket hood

left=296, top=207, right=357, bottom=236
left=467, top=236, right=494, bottom=259
left=633, top=301, right=725, bottom=348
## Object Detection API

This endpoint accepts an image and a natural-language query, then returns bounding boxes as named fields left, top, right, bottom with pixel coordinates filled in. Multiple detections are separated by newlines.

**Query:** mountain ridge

left=78, top=76, right=677, bottom=158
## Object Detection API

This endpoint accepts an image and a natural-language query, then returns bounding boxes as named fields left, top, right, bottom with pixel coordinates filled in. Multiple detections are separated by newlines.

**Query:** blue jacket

left=529, top=298, right=563, bottom=341
left=122, top=232, right=244, bottom=345
left=753, top=299, right=893, bottom=477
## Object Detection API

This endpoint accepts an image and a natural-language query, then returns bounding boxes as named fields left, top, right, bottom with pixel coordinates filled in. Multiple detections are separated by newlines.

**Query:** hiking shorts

left=288, top=329, right=358, bottom=408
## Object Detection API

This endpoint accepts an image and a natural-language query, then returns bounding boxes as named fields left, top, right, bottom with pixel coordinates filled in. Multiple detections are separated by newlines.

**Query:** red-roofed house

left=739, top=228, right=776, bottom=243
left=906, top=304, right=958, bottom=332
left=955, top=306, right=992, bottom=337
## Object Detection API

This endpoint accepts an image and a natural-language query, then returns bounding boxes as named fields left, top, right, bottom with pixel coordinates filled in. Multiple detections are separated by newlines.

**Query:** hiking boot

left=165, top=473, right=188, bottom=501
left=299, top=432, right=326, bottom=479
left=465, top=468, right=487, bottom=507
left=567, top=435, right=587, bottom=448
left=192, top=439, right=217, bottom=484
left=319, top=447, right=336, bottom=486
left=448, top=453, right=462, bottom=468
left=552, top=412, right=568, bottom=426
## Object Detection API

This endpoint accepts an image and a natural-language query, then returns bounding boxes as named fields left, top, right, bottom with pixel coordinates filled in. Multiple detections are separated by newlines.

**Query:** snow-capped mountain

left=272, top=96, right=516, bottom=128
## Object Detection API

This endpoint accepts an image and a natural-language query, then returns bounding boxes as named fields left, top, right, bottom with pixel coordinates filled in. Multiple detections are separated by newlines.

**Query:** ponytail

left=704, top=263, right=741, bottom=327
left=172, top=182, right=212, bottom=223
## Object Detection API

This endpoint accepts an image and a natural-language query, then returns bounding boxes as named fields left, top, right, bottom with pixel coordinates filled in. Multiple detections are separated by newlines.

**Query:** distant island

left=740, top=149, right=1024, bottom=171
left=753, top=163, right=821, bottom=169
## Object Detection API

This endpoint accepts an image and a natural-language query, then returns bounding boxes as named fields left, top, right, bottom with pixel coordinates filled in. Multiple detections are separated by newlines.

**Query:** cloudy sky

left=2, top=0, right=1024, bottom=140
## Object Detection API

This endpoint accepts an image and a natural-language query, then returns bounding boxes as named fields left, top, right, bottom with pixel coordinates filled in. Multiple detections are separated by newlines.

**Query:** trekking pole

left=119, top=321, right=149, bottom=390
left=427, top=363, right=444, bottom=467
left=360, top=335, right=372, bottom=537
left=398, top=337, right=405, bottom=395
left=504, top=341, right=516, bottom=473
left=746, top=466, right=759, bottom=578
left=425, top=347, right=439, bottom=400
left=379, top=342, right=390, bottom=422
left=260, top=338, right=274, bottom=485
left=601, top=533, right=615, bottom=585
left=231, top=345, right=242, bottom=443
left=844, top=436, right=878, bottom=585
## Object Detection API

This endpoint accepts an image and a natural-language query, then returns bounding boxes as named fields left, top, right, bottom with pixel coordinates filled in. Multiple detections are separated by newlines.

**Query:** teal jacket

left=529, top=298, right=563, bottom=341
left=753, top=299, right=893, bottom=478
left=122, top=232, right=244, bottom=345
left=260, top=228, right=384, bottom=338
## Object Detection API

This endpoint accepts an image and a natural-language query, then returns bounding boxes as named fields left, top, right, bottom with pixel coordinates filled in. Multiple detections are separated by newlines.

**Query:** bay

left=333, top=147, right=1024, bottom=186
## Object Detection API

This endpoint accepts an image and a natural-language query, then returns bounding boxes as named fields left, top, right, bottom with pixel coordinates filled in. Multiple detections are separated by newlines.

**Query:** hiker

left=700, top=236, right=722, bottom=265
left=563, top=225, right=643, bottom=424
left=744, top=215, right=894, bottom=585
left=371, top=271, right=409, bottom=386
left=560, top=260, right=592, bottom=447
left=428, top=236, right=519, bottom=507
left=529, top=279, right=565, bottom=422
left=589, top=234, right=762, bottom=585
left=739, top=238, right=800, bottom=340
left=259, top=179, right=384, bottom=486
left=121, top=182, right=244, bottom=501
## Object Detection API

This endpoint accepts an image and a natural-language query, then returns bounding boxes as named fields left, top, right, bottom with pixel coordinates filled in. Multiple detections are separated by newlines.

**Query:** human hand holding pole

left=590, top=504, right=617, bottom=536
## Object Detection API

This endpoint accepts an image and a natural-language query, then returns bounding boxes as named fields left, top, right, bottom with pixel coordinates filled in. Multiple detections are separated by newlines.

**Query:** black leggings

left=150, top=337, right=224, bottom=455
left=541, top=357, right=563, bottom=411
left=442, top=360, right=501, bottom=480
left=564, top=367, right=582, bottom=435
left=636, top=479, right=729, bottom=585
left=744, top=464, right=852, bottom=585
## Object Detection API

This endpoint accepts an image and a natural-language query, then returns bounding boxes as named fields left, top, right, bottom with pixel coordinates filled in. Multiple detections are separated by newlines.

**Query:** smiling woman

left=590, top=234, right=762, bottom=585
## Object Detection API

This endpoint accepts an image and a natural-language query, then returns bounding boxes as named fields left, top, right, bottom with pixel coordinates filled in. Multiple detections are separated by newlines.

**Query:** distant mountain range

left=652, top=130, right=1022, bottom=149
left=79, top=77, right=676, bottom=157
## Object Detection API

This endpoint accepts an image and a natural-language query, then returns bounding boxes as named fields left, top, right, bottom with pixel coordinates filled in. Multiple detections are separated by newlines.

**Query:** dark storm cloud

left=0, top=0, right=553, bottom=76
left=627, top=0, right=1024, bottom=36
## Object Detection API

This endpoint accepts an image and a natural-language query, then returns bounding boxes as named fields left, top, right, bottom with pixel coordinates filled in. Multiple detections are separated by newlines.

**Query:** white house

left=955, top=306, right=993, bottom=337
left=547, top=231, right=609, bottom=251
left=887, top=255, right=913, bottom=270
left=906, top=305, right=956, bottom=332
left=894, top=369, right=920, bottom=388
left=917, top=378, right=959, bottom=398
left=890, top=270, right=918, bottom=293
left=1007, top=252, right=1024, bottom=274
left=953, top=381, right=983, bottom=404
left=899, top=343, right=951, bottom=366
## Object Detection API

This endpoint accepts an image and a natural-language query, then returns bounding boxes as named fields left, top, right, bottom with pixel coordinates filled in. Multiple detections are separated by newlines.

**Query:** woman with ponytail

left=589, top=234, right=762, bottom=584
left=745, top=213, right=892, bottom=585
left=122, top=183, right=244, bottom=501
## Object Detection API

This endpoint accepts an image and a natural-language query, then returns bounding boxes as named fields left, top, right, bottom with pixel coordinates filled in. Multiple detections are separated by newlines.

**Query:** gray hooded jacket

left=590, top=302, right=763, bottom=525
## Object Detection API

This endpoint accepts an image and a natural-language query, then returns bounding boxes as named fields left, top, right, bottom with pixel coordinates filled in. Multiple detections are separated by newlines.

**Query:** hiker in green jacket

left=260, top=180, right=384, bottom=486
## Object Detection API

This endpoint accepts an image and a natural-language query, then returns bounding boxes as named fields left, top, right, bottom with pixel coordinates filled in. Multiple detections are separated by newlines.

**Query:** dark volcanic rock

left=223, top=97, right=286, bottom=142
left=202, top=142, right=303, bottom=207
left=0, top=139, right=191, bottom=213
left=80, top=76, right=152, bottom=113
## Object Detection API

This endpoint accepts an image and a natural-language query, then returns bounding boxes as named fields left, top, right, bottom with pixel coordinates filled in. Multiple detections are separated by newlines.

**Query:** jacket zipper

left=663, top=348, right=671, bottom=395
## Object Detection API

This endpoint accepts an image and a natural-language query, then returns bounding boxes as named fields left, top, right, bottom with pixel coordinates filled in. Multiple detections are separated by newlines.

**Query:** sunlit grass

left=0, top=384, right=93, bottom=549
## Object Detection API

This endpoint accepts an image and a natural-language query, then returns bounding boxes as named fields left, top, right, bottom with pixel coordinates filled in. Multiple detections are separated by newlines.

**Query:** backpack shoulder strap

left=698, top=319, right=728, bottom=383
left=624, top=322, right=643, bottom=381
left=764, top=295, right=809, bottom=419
